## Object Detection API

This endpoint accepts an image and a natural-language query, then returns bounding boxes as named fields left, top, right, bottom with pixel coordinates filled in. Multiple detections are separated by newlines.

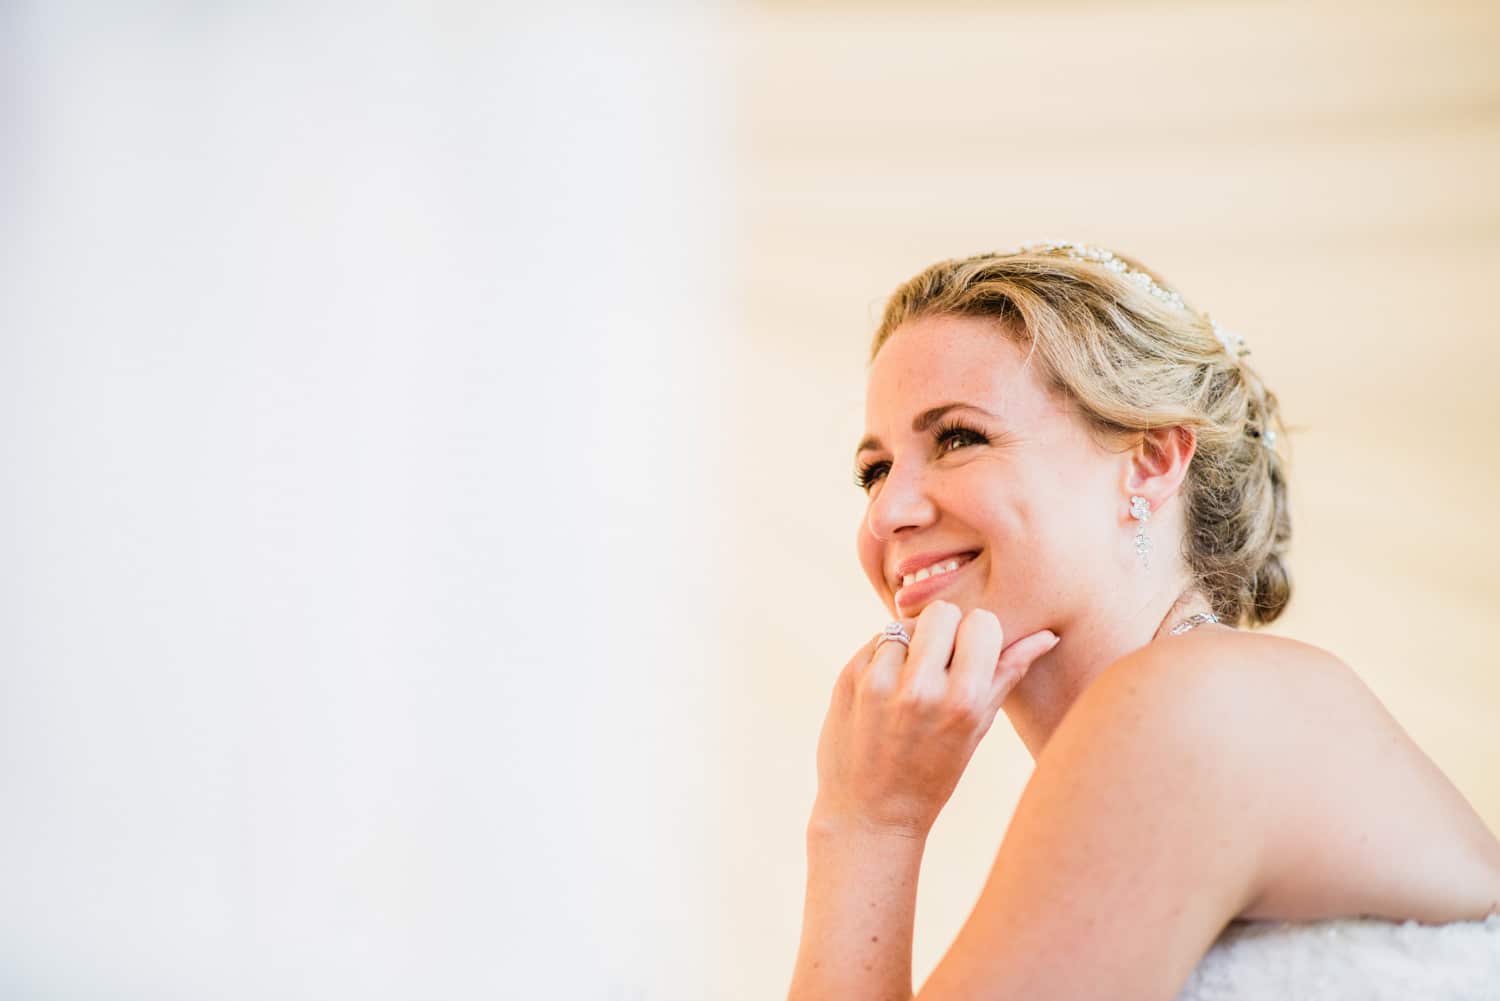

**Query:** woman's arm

left=787, top=814, right=925, bottom=1001
left=790, top=620, right=1272, bottom=1001
left=787, top=603, right=1059, bottom=1001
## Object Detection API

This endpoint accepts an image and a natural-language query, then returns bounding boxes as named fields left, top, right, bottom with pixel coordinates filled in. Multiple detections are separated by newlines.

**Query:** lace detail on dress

left=1174, top=912, right=1500, bottom=1001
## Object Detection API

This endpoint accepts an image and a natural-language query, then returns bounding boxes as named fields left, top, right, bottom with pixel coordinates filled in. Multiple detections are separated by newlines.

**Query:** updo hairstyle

left=869, top=247, right=1293, bottom=628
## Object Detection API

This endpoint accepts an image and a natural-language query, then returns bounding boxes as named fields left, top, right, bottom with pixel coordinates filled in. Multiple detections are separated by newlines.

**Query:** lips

left=892, top=550, right=980, bottom=614
left=891, top=548, right=981, bottom=588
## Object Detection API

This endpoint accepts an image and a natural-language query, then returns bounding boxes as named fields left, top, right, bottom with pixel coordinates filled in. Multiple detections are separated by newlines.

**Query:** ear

left=1122, top=425, right=1197, bottom=508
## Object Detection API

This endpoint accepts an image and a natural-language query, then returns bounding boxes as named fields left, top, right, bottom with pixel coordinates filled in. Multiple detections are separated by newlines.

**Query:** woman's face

left=854, top=313, right=1126, bottom=628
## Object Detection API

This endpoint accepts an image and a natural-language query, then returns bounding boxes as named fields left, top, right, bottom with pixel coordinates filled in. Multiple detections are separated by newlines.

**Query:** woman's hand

left=810, top=601, right=1060, bottom=840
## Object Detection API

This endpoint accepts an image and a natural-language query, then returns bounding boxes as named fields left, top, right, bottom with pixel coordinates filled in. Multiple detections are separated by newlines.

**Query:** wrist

left=807, top=803, right=930, bottom=846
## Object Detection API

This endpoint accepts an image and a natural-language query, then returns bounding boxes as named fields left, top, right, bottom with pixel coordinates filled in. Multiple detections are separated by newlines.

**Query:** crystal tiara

left=1009, top=240, right=1274, bottom=451
left=1012, top=240, right=1251, bottom=359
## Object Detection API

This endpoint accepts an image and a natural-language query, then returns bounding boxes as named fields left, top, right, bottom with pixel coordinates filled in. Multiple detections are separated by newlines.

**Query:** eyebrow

left=854, top=401, right=1002, bottom=460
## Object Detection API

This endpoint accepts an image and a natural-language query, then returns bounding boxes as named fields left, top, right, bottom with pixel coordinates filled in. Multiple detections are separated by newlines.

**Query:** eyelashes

left=853, top=419, right=993, bottom=492
left=853, top=461, right=886, bottom=490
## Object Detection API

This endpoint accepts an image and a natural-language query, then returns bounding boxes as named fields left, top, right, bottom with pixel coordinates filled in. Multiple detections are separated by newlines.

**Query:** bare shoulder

left=924, top=627, right=1496, bottom=999
left=1096, top=625, right=1338, bottom=705
left=1088, top=627, right=1500, bottom=923
left=921, top=631, right=1276, bottom=998
left=1066, top=626, right=1332, bottom=793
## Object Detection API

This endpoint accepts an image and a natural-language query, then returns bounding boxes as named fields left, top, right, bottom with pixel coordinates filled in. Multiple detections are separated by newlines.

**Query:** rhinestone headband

left=1009, top=240, right=1275, bottom=453
left=1014, top=240, right=1252, bottom=356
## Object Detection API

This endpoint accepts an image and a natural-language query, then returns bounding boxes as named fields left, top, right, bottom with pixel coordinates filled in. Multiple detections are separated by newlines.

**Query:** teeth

left=901, top=558, right=963, bottom=588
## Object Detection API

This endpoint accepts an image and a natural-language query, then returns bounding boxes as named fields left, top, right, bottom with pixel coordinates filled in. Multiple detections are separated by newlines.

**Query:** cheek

left=854, top=518, right=885, bottom=590
left=949, top=477, right=1015, bottom=536
left=955, top=482, right=1051, bottom=575
left=1015, top=492, right=1105, bottom=581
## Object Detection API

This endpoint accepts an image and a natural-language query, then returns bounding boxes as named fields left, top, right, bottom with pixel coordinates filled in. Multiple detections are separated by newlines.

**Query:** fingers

left=835, top=633, right=883, bottom=705
left=863, top=616, right=917, bottom=692
left=986, top=628, right=1061, bottom=714
left=899, top=601, right=963, bottom=697
left=947, top=606, right=1004, bottom=707
left=858, top=604, right=1059, bottom=713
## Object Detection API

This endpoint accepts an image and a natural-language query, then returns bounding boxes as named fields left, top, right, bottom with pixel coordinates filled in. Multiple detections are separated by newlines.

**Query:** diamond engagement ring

left=875, top=621, right=912, bottom=650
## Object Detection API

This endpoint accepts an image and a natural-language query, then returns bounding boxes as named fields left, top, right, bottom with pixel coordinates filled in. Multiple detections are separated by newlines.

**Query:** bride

left=786, top=242, right=1500, bottom=1000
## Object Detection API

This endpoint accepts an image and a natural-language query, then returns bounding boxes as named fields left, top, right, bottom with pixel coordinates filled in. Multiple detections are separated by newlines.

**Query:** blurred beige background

left=5, top=4, right=1497, bottom=999
left=720, top=2, right=1500, bottom=998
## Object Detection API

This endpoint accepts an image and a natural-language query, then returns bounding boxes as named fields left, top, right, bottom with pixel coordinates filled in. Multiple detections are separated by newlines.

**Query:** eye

left=934, top=421, right=990, bottom=453
left=854, top=459, right=889, bottom=492
left=853, top=421, right=992, bottom=493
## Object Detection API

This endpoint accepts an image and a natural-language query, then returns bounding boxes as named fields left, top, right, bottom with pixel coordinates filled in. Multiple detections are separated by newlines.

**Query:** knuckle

left=942, top=695, right=985, bottom=726
left=895, top=682, right=939, bottom=712
left=861, top=669, right=895, bottom=698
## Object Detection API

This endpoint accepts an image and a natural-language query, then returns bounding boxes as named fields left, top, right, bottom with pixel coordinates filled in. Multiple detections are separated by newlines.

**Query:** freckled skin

left=852, top=315, right=1500, bottom=925
left=855, top=314, right=1127, bottom=649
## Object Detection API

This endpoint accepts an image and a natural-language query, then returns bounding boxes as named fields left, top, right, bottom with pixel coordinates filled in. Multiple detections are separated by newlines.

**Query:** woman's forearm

left=787, top=815, right=926, bottom=1001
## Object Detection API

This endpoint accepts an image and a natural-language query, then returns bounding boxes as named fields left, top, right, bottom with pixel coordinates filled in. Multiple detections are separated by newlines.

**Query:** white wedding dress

left=1173, top=912, right=1500, bottom=1000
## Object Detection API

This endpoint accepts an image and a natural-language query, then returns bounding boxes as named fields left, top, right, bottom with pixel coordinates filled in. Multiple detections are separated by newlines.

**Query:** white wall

left=727, top=5, right=1500, bottom=999
left=1, top=5, right=732, bottom=999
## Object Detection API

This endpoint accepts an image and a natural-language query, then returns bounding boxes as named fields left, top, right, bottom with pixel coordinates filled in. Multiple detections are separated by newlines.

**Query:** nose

left=864, top=460, right=938, bottom=542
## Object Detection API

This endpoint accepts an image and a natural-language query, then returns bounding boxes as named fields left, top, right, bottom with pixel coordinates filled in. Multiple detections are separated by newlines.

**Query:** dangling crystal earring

left=1130, top=495, right=1152, bottom=570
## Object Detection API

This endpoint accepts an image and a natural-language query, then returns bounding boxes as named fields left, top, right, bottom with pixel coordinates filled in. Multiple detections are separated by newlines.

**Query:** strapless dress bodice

left=1173, top=912, right=1500, bottom=1001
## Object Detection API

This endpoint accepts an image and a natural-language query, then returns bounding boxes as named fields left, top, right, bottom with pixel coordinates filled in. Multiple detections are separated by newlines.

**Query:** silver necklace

left=1167, top=612, right=1221, bottom=635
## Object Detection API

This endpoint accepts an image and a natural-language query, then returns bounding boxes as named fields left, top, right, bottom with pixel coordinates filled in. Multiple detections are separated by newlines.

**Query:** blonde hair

left=870, top=247, right=1292, bottom=628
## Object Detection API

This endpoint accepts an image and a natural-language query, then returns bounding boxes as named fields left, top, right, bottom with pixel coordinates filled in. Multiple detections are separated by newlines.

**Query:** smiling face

left=855, top=313, right=1131, bottom=629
